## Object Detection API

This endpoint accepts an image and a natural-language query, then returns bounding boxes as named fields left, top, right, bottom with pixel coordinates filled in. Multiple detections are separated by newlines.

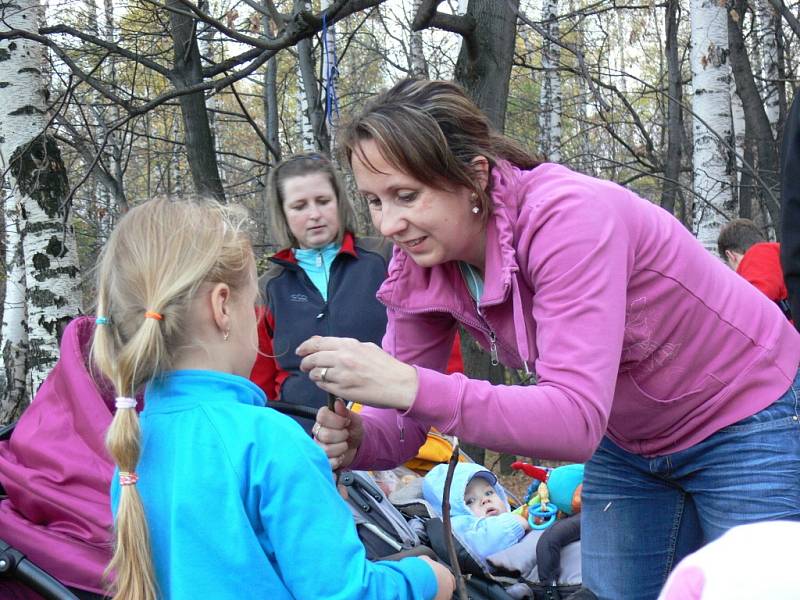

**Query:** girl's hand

left=312, top=400, right=363, bottom=471
left=418, top=556, right=455, bottom=600
left=297, top=336, right=419, bottom=411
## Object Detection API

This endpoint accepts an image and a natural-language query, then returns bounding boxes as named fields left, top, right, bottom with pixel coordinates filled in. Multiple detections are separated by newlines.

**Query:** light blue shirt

left=111, top=370, right=436, bottom=599
left=294, top=242, right=340, bottom=301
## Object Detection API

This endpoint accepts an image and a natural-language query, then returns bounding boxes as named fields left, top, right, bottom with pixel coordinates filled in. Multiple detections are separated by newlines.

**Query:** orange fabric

left=737, top=242, right=788, bottom=302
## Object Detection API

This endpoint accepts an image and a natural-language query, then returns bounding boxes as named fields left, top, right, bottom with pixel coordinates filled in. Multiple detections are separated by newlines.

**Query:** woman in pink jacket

left=297, top=79, right=800, bottom=600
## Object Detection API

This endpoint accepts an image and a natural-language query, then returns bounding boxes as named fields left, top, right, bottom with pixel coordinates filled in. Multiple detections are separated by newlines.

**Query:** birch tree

left=0, top=0, right=81, bottom=420
left=539, top=0, right=561, bottom=162
left=690, top=0, right=735, bottom=251
left=409, top=0, right=429, bottom=78
left=756, top=0, right=781, bottom=135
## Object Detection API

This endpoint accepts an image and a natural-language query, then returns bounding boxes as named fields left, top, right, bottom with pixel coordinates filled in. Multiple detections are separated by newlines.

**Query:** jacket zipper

left=477, top=306, right=499, bottom=366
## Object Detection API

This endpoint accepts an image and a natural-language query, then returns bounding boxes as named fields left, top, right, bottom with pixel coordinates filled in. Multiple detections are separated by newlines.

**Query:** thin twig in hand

left=442, top=441, right=468, bottom=600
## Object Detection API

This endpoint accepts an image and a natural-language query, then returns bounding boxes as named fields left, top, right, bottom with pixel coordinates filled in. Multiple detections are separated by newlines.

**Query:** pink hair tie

left=119, top=471, right=138, bottom=486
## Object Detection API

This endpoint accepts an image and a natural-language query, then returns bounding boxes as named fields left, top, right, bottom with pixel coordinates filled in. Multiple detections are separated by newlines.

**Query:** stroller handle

left=0, top=538, right=80, bottom=600
left=265, top=401, right=320, bottom=421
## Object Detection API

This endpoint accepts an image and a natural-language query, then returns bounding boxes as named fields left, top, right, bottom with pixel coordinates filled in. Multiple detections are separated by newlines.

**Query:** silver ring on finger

left=320, top=367, right=329, bottom=383
left=312, top=422, right=321, bottom=438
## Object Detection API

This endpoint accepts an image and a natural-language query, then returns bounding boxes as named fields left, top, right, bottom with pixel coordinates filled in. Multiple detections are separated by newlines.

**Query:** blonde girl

left=92, top=197, right=454, bottom=600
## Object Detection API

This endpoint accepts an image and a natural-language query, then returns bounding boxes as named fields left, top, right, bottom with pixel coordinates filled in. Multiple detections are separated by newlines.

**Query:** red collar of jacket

left=271, top=231, right=359, bottom=264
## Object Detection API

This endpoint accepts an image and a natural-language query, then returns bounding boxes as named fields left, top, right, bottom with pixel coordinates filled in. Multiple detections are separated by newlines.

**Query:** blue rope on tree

left=322, top=13, right=340, bottom=127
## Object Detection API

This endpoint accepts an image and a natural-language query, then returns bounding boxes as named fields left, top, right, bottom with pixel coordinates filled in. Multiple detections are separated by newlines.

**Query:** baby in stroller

left=422, top=461, right=585, bottom=600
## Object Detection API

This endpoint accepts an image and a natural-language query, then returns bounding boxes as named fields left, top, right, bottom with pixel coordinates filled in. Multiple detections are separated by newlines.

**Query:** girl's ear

left=209, top=282, right=232, bottom=334
left=470, top=156, right=490, bottom=191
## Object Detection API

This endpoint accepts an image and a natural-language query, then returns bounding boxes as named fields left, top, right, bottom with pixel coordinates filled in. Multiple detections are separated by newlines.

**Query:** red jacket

left=737, top=242, right=788, bottom=302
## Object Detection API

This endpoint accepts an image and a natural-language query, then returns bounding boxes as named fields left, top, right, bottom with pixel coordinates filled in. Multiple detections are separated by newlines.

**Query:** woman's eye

left=398, top=192, right=417, bottom=203
left=365, top=196, right=382, bottom=209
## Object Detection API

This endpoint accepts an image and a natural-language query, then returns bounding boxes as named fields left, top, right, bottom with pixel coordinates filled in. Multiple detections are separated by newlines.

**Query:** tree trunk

left=0, top=193, right=28, bottom=423
left=320, top=0, right=337, bottom=153
left=454, top=0, right=519, bottom=132
left=728, top=0, right=781, bottom=234
left=690, top=0, right=735, bottom=252
left=409, top=0, right=429, bottom=78
left=0, top=0, right=82, bottom=407
left=167, top=0, right=225, bottom=201
left=453, top=0, right=518, bottom=470
left=662, top=0, right=684, bottom=215
left=756, top=0, right=781, bottom=136
left=295, top=0, right=328, bottom=153
left=297, top=36, right=330, bottom=153
left=539, top=0, right=562, bottom=162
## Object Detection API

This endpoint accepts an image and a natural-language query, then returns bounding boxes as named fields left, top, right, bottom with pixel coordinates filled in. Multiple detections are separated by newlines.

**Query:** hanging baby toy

left=511, top=462, right=584, bottom=529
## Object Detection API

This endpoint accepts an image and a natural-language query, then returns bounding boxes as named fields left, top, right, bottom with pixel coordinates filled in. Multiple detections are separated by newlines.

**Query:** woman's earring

left=470, top=192, right=480, bottom=214
left=223, top=330, right=230, bottom=341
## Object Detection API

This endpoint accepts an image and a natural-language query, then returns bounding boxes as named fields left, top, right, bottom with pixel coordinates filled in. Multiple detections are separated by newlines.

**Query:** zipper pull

left=316, top=251, right=323, bottom=267
left=489, top=333, right=499, bottom=366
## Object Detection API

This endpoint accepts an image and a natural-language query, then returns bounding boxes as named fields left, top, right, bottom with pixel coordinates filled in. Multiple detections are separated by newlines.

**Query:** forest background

left=0, top=0, right=792, bottom=472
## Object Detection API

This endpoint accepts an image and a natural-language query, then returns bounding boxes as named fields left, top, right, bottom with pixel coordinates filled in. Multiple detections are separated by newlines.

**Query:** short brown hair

left=717, top=218, right=766, bottom=258
left=266, top=152, right=356, bottom=248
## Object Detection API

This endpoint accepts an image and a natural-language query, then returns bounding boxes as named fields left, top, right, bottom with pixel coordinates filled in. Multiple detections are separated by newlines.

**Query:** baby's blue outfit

left=423, top=462, right=525, bottom=560
left=111, top=370, right=436, bottom=599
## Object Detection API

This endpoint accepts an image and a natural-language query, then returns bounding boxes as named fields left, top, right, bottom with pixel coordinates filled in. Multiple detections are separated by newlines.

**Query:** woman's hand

left=313, top=400, right=363, bottom=471
left=418, top=556, right=455, bottom=600
left=297, top=336, right=419, bottom=411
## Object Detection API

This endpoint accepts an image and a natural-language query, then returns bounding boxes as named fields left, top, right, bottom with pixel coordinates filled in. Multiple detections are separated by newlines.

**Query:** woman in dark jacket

left=250, top=152, right=396, bottom=431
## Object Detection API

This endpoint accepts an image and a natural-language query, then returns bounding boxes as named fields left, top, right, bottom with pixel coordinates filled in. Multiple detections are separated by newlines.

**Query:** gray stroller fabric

left=487, top=529, right=582, bottom=585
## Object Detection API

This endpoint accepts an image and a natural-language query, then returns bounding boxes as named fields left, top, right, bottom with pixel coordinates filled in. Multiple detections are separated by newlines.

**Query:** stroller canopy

left=0, top=316, right=118, bottom=594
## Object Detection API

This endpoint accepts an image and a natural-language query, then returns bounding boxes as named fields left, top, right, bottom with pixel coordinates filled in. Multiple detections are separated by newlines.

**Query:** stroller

left=338, top=458, right=589, bottom=600
left=0, top=317, right=114, bottom=600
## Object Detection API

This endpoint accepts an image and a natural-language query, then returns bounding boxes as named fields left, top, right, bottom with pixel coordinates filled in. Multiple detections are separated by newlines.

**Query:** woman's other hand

left=418, top=556, right=455, bottom=600
left=297, top=336, right=419, bottom=411
left=313, top=400, right=363, bottom=471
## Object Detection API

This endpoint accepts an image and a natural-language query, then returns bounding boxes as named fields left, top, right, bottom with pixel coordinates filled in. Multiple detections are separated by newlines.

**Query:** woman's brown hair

left=338, top=78, right=540, bottom=217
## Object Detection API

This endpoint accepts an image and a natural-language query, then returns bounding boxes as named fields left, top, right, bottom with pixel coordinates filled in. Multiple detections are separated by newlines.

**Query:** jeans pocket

left=722, top=377, right=800, bottom=433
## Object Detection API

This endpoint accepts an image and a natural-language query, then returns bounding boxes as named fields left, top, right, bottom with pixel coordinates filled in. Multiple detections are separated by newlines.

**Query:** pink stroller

left=0, top=317, right=121, bottom=599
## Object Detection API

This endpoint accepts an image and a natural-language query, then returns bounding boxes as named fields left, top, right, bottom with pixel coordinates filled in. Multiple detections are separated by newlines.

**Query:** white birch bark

left=171, top=115, right=184, bottom=196
left=756, top=0, right=780, bottom=135
left=0, top=0, right=81, bottom=398
left=539, top=0, right=561, bottom=162
left=409, top=0, right=428, bottom=78
left=1, top=189, right=28, bottom=421
left=296, top=0, right=315, bottom=152
left=690, top=0, right=735, bottom=252
left=730, top=83, right=746, bottom=188
left=297, top=76, right=315, bottom=152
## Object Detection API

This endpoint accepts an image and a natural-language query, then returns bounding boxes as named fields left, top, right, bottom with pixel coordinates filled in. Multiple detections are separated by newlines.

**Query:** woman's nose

left=377, top=204, right=404, bottom=237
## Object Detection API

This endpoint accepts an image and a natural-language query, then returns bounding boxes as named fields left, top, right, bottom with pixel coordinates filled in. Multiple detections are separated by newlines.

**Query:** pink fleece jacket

left=352, top=162, right=800, bottom=469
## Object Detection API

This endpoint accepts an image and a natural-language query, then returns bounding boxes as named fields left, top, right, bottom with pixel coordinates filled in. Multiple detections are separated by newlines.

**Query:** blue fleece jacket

left=111, top=370, right=436, bottom=600
left=422, top=462, right=525, bottom=561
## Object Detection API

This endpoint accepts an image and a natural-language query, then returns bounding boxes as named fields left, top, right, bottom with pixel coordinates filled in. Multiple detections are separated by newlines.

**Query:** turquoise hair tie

left=95, top=316, right=109, bottom=325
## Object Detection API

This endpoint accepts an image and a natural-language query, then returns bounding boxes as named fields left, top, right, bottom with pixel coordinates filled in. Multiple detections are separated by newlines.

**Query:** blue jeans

left=581, top=371, right=800, bottom=600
